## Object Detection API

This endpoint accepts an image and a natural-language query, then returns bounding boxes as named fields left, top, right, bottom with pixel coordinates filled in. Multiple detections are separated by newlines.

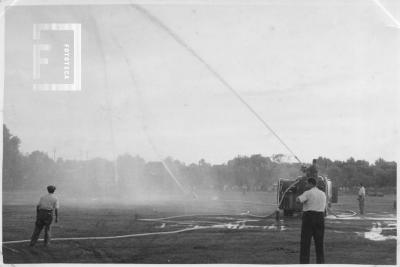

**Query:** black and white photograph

left=1, top=0, right=398, bottom=264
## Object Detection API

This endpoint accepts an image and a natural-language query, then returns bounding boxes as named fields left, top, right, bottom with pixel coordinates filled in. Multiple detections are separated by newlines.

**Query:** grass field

left=2, top=191, right=397, bottom=264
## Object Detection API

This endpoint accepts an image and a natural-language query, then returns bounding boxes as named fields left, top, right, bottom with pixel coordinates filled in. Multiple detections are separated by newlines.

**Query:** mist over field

left=3, top=124, right=396, bottom=208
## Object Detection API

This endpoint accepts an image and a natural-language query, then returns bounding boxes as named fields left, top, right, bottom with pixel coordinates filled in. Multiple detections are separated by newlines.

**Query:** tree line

left=3, top=125, right=396, bottom=196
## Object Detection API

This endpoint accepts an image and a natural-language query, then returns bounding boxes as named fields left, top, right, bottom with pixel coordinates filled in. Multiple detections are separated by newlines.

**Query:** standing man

left=30, top=185, right=59, bottom=247
left=297, top=177, right=326, bottom=264
left=303, top=159, right=318, bottom=180
left=358, top=183, right=366, bottom=215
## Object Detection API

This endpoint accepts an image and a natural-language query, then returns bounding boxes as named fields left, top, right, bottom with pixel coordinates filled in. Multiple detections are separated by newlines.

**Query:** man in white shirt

left=30, top=185, right=59, bottom=247
left=358, top=183, right=366, bottom=215
left=296, top=177, right=326, bottom=264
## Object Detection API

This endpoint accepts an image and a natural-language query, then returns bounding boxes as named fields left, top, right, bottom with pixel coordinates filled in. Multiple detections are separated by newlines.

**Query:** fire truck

left=277, top=175, right=338, bottom=216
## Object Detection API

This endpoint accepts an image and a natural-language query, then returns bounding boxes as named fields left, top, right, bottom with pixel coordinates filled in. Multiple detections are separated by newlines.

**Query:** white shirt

left=37, top=193, right=59, bottom=210
left=298, top=187, right=326, bottom=212
left=358, top=186, right=366, bottom=197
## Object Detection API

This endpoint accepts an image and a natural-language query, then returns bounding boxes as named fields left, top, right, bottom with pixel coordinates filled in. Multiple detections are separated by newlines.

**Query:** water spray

left=107, top=30, right=197, bottom=200
left=130, top=4, right=303, bottom=166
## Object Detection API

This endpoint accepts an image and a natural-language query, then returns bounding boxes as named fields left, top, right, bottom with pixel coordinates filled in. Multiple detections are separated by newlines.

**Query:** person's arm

left=55, top=208, right=58, bottom=223
left=36, top=198, right=41, bottom=212
left=297, top=191, right=308, bottom=204
left=54, top=198, right=59, bottom=223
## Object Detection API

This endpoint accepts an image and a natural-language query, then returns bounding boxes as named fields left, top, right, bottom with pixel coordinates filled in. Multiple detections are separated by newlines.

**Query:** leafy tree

left=2, top=124, right=397, bottom=194
left=3, top=125, right=23, bottom=190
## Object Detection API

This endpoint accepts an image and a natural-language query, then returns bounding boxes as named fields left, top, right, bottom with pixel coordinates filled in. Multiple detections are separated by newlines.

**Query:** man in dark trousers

left=297, top=177, right=326, bottom=264
left=30, top=185, right=59, bottom=247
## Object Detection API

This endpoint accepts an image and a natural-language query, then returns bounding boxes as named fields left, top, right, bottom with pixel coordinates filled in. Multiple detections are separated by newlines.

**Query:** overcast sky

left=4, top=0, right=399, bottom=164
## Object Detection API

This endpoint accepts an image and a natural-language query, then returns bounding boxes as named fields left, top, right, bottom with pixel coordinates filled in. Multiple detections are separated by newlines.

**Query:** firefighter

left=296, top=177, right=326, bottom=264
left=30, top=185, right=59, bottom=247
left=301, top=159, right=318, bottom=180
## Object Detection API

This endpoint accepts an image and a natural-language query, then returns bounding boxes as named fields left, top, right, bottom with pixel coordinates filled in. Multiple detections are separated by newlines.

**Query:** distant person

left=302, top=159, right=318, bottom=180
left=358, top=183, right=366, bottom=215
left=296, top=177, right=326, bottom=264
left=30, top=185, right=59, bottom=247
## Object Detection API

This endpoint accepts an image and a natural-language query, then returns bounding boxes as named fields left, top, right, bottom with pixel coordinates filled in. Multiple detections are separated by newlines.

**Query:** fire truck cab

left=277, top=175, right=338, bottom=216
